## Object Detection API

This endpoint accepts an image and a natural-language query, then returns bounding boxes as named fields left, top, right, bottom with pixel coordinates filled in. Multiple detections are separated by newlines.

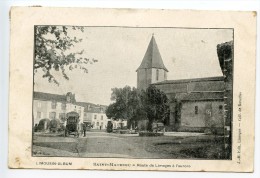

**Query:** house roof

left=136, top=36, right=168, bottom=72
left=76, top=101, right=107, bottom=113
left=153, top=76, right=224, bottom=85
left=34, top=92, right=107, bottom=113
left=180, top=92, right=224, bottom=101
left=34, top=91, right=67, bottom=102
left=87, top=107, right=103, bottom=113
left=76, top=101, right=96, bottom=109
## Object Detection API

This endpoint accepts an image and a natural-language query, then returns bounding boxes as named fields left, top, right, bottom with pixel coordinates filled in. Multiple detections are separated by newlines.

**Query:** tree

left=106, top=85, right=170, bottom=132
left=106, top=86, right=140, bottom=128
left=34, top=26, right=97, bottom=85
left=129, top=88, right=147, bottom=129
left=106, top=121, right=113, bottom=133
left=141, top=85, right=170, bottom=132
left=106, top=102, right=123, bottom=121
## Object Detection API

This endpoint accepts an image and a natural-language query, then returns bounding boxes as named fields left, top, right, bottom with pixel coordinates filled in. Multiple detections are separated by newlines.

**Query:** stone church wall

left=179, top=100, right=224, bottom=133
left=137, top=69, right=152, bottom=90
left=151, top=68, right=166, bottom=83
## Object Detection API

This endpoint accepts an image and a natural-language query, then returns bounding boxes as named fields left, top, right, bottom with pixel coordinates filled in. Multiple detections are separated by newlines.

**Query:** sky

left=34, top=27, right=233, bottom=105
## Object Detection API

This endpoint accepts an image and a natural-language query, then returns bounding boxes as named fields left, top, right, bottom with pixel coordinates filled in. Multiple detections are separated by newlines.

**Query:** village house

left=111, top=119, right=128, bottom=130
left=76, top=102, right=111, bottom=130
left=76, top=102, right=128, bottom=130
left=136, top=35, right=232, bottom=133
left=33, top=92, right=84, bottom=125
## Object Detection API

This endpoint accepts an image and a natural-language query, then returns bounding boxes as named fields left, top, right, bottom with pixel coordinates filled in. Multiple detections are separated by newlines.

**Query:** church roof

left=137, top=36, right=168, bottom=72
left=180, top=92, right=224, bottom=101
left=153, top=76, right=224, bottom=85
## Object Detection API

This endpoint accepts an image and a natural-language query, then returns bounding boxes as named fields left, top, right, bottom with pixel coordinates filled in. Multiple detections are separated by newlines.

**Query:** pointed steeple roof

left=137, top=35, right=168, bottom=72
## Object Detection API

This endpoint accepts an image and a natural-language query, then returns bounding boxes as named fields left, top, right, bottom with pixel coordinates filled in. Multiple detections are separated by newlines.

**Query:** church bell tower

left=136, top=35, right=168, bottom=90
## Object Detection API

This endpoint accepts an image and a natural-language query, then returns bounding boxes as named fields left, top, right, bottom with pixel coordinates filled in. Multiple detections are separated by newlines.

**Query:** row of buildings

left=33, top=92, right=126, bottom=130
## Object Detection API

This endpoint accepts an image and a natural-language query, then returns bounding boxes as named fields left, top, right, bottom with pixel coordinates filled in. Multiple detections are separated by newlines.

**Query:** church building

left=136, top=35, right=230, bottom=133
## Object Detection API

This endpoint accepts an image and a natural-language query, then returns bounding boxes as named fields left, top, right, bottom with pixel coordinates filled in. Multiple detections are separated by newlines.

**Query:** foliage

left=34, top=26, right=97, bottom=85
left=141, top=85, right=170, bottom=131
left=106, top=85, right=170, bottom=132
left=106, top=86, right=139, bottom=121
left=106, top=121, right=113, bottom=133
left=37, top=118, right=50, bottom=131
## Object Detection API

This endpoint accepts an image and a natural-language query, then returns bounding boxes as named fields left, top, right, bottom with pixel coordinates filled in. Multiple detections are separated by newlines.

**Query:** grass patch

left=146, top=135, right=226, bottom=159
left=33, top=142, right=78, bottom=153
left=179, top=144, right=225, bottom=159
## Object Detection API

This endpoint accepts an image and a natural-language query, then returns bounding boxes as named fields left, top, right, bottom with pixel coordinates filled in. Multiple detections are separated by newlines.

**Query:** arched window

left=195, top=106, right=198, bottom=114
left=156, top=69, right=159, bottom=81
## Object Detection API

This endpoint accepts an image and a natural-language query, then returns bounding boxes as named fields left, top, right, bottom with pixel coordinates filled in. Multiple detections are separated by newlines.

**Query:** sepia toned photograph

left=32, top=26, right=233, bottom=160
left=8, top=7, right=256, bottom=172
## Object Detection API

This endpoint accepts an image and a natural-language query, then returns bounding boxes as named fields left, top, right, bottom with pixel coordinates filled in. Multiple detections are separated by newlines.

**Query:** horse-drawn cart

left=64, top=112, right=80, bottom=137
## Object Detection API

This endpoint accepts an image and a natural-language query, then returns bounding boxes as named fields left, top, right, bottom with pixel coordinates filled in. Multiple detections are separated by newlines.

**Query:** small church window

left=195, top=106, right=198, bottom=114
left=156, top=69, right=159, bottom=81
left=219, top=105, right=223, bottom=113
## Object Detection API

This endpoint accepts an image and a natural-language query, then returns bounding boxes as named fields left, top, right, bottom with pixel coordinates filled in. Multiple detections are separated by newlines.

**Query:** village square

left=32, top=26, right=233, bottom=159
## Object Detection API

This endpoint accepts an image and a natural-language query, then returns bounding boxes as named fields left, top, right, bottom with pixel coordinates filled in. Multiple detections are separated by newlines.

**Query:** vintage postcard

left=9, top=7, right=256, bottom=172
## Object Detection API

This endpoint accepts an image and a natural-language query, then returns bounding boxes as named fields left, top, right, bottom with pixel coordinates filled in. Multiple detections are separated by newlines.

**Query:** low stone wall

left=139, top=132, right=164, bottom=137
left=177, top=126, right=224, bottom=135
left=112, top=129, right=137, bottom=134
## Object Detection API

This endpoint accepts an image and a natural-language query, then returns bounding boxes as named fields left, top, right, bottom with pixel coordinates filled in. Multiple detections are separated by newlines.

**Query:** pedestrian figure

left=34, top=124, right=38, bottom=132
left=83, top=123, right=86, bottom=137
